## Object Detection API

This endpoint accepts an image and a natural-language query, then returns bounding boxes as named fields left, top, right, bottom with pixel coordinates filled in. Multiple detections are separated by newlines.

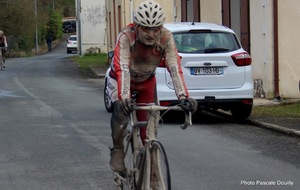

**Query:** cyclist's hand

left=180, top=97, right=198, bottom=114
left=120, top=98, right=133, bottom=116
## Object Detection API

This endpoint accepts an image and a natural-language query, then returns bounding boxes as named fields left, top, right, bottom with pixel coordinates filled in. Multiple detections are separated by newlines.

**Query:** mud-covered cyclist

left=106, top=0, right=198, bottom=172
left=0, top=30, right=8, bottom=68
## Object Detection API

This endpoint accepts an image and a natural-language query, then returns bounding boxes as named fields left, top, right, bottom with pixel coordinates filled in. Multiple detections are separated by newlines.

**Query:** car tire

left=104, top=79, right=113, bottom=113
left=67, top=49, right=70, bottom=54
left=231, top=104, right=252, bottom=119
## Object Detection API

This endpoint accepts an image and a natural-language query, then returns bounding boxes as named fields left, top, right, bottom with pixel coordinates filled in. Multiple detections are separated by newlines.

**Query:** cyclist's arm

left=163, top=32, right=189, bottom=99
left=1, top=36, right=8, bottom=51
left=113, top=33, right=131, bottom=101
left=4, top=36, right=7, bottom=48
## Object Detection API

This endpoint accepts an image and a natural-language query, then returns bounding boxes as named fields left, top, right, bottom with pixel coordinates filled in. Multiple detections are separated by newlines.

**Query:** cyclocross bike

left=113, top=94, right=192, bottom=190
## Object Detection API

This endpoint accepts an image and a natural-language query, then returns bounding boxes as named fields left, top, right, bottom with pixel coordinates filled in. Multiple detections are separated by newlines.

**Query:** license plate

left=191, top=67, right=224, bottom=75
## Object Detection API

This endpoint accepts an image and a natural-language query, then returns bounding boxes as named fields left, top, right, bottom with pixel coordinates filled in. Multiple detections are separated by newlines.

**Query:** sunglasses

left=139, top=25, right=162, bottom=33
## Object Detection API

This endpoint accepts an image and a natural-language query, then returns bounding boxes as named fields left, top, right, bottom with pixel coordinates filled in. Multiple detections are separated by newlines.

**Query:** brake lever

left=180, top=111, right=192, bottom=130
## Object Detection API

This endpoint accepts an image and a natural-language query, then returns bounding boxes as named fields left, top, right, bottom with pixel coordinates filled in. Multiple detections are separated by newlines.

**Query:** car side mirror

left=107, top=51, right=114, bottom=59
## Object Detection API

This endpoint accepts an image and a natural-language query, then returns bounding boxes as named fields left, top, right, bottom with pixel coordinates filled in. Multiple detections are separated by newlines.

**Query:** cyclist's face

left=137, top=25, right=162, bottom=46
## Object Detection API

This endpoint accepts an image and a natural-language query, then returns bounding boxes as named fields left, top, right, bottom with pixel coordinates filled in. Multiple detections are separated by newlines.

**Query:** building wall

left=250, top=0, right=300, bottom=98
left=76, top=0, right=107, bottom=54
left=250, top=0, right=274, bottom=98
left=277, top=0, right=300, bottom=98
left=200, top=0, right=222, bottom=24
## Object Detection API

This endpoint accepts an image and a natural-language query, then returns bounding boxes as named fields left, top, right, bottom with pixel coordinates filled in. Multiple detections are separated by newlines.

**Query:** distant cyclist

left=46, top=34, right=52, bottom=52
left=0, top=30, right=8, bottom=68
left=107, top=0, right=198, bottom=172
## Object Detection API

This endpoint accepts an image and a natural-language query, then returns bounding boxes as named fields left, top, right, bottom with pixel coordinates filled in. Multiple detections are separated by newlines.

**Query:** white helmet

left=134, top=0, right=166, bottom=27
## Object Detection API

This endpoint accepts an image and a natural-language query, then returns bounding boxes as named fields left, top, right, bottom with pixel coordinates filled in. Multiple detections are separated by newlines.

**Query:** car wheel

left=67, top=49, right=70, bottom=54
left=104, top=79, right=113, bottom=113
left=231, top=104, right=252, bottom=119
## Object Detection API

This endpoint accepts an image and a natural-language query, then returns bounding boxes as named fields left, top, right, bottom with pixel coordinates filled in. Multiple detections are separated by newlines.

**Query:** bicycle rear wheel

left=138, top=141, right=171, bottom=190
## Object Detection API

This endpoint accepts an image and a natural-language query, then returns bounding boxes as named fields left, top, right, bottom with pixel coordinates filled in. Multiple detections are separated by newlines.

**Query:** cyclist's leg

left=2, top=49, right=5, bottom=60
left=109, top=77, right=129, bottom=172
left=1, top=50, right=5, bottom=68
left=0, top=49, right=3, bottom=70
left=111, top=101, right=128, bottom=147
left=131, top=76, right=157, bottom=144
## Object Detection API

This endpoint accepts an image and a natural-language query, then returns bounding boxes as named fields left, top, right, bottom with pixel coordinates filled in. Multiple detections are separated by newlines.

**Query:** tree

left=0, top=0, right=75, bottom=53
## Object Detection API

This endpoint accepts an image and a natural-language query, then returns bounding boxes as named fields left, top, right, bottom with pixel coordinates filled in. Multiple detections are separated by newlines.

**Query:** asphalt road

left=0, top=42, right=299, bottom=190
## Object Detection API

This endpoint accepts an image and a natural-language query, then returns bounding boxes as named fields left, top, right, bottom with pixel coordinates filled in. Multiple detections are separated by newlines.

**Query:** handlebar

left=133, top=103, right=192, bottom=130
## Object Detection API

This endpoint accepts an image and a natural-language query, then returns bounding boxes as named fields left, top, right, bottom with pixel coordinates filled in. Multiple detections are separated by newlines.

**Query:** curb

left=214, top=110, right=300, bottom=138
left=248, top=119, right=300, bottom=138
left=89, top=65, right=107, bottom=78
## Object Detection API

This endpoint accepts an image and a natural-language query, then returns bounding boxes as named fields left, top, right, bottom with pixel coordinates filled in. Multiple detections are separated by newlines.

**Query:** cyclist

left=46, top=34, right=52, bottom=52
left=0, top=30, right=8, bottom=68
left=107, top=0, right=198, bottom=172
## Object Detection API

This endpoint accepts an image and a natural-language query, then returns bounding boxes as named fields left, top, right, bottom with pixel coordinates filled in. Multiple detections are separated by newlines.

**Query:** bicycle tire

left=113, top=133, right=135, bottom=190
left=104, top=79, right=113, bottom=112
left=122, top=132, right=146, bottom=190
left=137, top=141, right=171, bottom=190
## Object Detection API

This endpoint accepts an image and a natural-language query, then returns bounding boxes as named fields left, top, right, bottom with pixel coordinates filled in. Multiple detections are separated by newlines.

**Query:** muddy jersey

left=111, top=23, right=189, bottom=100
left=0, top=35, right=7, bottom=47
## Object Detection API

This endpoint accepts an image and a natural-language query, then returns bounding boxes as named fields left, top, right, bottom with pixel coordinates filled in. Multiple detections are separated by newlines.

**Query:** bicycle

left=113, top=94, right=192, bottom=190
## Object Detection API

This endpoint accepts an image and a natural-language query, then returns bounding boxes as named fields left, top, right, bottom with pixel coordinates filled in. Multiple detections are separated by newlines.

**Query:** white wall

left=278, top=0, right=300, bottom=98
left=200, top=0, right=222, bottom=24
left=77, top=0, right=107, bottom=54
left=250, top=0, right=274, bottom=98
left=250, top=0, right=300, bottom=98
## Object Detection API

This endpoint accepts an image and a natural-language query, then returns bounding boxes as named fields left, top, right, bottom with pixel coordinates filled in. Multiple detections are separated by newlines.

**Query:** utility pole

left=35, top=0, right=39, bottom=54
left=76, top=0, right=82, bottom=55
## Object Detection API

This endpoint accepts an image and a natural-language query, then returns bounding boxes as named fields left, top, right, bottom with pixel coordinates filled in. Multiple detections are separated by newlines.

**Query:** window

left=173, top=32, right=240, bottom=53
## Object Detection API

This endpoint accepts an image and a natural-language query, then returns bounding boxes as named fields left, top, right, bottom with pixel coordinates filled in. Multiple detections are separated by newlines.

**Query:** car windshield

left=173, top=31, right=240, bottom=53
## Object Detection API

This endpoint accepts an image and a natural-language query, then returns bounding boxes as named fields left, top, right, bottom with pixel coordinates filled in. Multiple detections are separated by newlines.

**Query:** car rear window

left=173, top=32, right=240, bottom=53
left=69, top=36, right=77, bottom=41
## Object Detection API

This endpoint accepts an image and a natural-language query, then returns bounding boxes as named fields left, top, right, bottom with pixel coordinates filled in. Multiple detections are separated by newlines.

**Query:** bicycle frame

left=113, top=103, right=192, bottom=190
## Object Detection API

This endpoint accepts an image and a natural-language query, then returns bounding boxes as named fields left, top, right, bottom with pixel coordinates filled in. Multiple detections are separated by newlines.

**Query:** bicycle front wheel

left=140, top=141, right=171, bottom=190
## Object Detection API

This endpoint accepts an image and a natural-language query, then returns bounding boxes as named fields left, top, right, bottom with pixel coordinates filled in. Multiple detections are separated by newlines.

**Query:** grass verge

left=72, top=53, right=109, bottom=77
left=252, top=101, right=300, bottom=117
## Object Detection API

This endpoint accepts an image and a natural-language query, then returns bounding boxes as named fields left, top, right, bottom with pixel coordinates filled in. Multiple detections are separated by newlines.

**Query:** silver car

left=104, top=22, right=253, bottom=118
